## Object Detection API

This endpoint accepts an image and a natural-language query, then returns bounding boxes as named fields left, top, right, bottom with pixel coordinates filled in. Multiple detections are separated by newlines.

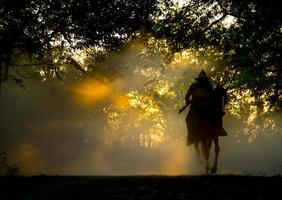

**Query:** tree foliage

left=0, top=152, right=20, bottom=176
left=0, top=0, right=281, bottom=110
left=0, top=0, right=158, bottom=85
left=152, top=0, right=282, bottom=111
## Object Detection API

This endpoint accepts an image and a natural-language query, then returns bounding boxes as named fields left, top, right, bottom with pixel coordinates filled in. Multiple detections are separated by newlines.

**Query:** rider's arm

left=185, top=83, right=196, bottom=104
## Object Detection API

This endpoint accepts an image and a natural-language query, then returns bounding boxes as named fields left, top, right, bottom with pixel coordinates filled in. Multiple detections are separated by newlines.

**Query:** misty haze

left=0, top=0, right=281, bottom=199
left=1, top=42, right=281, bottom=176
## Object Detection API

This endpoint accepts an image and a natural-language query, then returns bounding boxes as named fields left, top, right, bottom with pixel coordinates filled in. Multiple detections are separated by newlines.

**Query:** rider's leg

left=218, top=117, right=227, bottom=136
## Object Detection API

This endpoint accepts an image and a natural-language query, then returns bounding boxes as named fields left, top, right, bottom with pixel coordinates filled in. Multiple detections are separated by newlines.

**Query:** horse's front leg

left=202, top=139, right=212, bottom=174
left=211, top=137, right=220, bottom=174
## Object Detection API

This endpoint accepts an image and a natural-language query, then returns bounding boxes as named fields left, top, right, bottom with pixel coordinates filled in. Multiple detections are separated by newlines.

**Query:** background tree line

left=0, top=0, right=281, bottom=111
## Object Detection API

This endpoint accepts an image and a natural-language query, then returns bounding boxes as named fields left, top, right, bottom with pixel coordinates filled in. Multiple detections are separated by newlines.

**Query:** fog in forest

left=1, top=43, right=282, bottom=176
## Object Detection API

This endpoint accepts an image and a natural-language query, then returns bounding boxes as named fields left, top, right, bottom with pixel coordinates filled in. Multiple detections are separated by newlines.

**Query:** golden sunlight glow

left=103, top=88, right=168, bottom=148
left=160, top=143, right=190, bottom=175
left=71, top=78, right=112, bottom=106
left=68, top=36, right=278, bottom=149
left=135, top=67, right=162, bottom=79
left=155, top=80, right=176, bottom=97
left=228, top=89, right=255, bottom=119
left=171, top=50, right=200, bottom=68
left=113, top=95, right=131, bottom=110
left=9, top=143, right=45, bottom=175
left=227, top=89, right=277, bottom=142
left=247, top=108, right=257, bottom=125
left=127, top=91, right=167, bottom=147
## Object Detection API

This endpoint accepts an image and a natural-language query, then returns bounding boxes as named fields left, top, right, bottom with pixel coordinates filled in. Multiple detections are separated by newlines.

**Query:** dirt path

left=0, top=175, right=281, bottom=199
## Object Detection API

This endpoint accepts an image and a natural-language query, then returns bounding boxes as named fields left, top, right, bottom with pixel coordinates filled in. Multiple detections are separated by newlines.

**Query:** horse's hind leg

left=211, top=137, right=220, bottom=174
left=194, top=142, right=202, bottom=164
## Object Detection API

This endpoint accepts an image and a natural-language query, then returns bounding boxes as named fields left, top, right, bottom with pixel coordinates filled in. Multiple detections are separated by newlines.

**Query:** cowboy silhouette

left=179, top=70, right=228, bottom=174
left=179, top=70, right=227, bottom=146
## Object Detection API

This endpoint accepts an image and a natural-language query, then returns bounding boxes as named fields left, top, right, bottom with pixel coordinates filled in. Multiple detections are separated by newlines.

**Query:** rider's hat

left=196, top=69, right=209, bottom=80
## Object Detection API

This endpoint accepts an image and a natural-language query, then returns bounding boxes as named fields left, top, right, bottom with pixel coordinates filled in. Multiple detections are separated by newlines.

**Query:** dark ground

left=0, top=175, right=281, bottom=200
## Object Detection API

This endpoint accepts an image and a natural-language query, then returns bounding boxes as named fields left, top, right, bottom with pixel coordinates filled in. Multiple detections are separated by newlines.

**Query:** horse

left=184, top=84, right=227, bottom=174
left=191, top=122, right=220, bottom=174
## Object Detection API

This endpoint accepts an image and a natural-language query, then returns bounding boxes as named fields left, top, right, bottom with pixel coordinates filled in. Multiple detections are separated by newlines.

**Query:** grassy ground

left=0, top=175, right=281, bottom=199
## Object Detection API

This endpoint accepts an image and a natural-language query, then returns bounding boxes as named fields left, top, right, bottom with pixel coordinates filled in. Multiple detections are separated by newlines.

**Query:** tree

left=0, top=152, right=20, bottom=176
left=0, top=0, right=159, bottom=88
left=152, top=0, right=282, bottom=111
left=1, top=0, right=281, bottom=111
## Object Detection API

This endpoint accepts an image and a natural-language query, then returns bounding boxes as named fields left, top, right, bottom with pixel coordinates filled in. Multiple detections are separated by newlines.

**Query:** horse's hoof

left=210, top=166, right=217, bottom=174
left=205, top=167, right=210, bottom=175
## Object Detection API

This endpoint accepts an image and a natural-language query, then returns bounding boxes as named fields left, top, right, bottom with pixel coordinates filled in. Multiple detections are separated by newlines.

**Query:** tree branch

left=202, top=13, right=228, bottom=33
left=12, top=66, right=39, bottom=79
left=67, top=57, right=86, bottom=74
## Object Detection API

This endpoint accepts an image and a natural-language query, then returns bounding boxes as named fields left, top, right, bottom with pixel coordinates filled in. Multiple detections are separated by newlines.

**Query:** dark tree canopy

left=0, top=0, right=281, bottom=110
left=153, top=0, right=282, bottom=110
left=0, top=0, right=158, bottom=84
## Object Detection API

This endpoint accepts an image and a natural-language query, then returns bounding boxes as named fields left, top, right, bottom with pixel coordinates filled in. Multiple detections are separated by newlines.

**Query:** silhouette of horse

left=184, top=84, right=227, bottom=174
left=190, top=116, right=220, bottom=174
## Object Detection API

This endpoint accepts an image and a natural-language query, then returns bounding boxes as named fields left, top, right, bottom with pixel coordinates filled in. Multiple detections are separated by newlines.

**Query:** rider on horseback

left=184, top=70, right=214, bottom=145
left=180, top=70, right=227, bottom=146
left=179, top=70, right=228, bottom=174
